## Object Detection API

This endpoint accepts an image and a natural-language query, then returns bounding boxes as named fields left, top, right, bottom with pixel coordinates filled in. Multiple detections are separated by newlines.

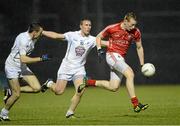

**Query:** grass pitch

left=0, top=85, right=180, bottom=125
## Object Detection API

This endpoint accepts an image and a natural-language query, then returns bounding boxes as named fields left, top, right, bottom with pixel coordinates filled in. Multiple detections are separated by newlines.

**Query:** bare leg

left=4, top=79, right=20, bottom=110
left=20, top=75, right=41, bottom=93
left=123, top=67, right=136, bottom=98
left=0, top=79, right=20, bottom=120
left=95, top=80, right=120, bottom=92
left=50, top=79, right=67, bottom=95
left=93, top=70, right=121, bottom=92
left=66, top=77, right=85, bottom=117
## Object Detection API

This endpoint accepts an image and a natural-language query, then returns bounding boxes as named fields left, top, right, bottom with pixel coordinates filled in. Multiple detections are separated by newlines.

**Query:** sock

left=47, top=80, right=54, bottom=88
left=66, top=110, right=74, bottom=117
left=4, top=89, right=12, bottom=96
left=1, top=108, right=9, bottom=116
left=131, top=97, right=139, bottom=107
left=87, top=79, right=96, bottom=86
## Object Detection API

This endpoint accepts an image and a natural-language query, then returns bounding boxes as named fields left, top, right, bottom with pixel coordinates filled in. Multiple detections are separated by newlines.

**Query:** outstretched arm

left=20, top=54, right=50, bottom=64
left=42, top=30, right=65, bottom=40
left=20, top=55, right=41, bottom=64
left=136, top=39, right=144, bottom=66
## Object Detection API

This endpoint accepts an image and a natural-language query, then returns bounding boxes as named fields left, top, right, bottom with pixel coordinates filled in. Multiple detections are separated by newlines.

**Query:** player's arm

left=42, top=30, right=65, bottom=40
left=96, top=32, right=106, bottom=62
left=20, top=54, right=51, bottom=64
left=96, top=32, right=104, bottom=49
left=101, top=40, right=109, bottom=47
left=20, top=55, right=41, bottom=64
left=136, top=39, right=144, bottom=66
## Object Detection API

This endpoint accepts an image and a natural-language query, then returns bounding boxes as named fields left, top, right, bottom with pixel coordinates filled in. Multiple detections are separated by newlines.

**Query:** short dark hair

left=80, top=18, right=91, bottom=25
left=124, top=12, right=137, bottom=21
left=28, top=22, right=42, bottom=33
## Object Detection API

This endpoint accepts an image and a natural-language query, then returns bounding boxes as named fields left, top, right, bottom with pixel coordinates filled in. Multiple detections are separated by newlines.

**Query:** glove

left=41, top=54, right=51, bottom=61
left=97, top=48, right=105, bottom=63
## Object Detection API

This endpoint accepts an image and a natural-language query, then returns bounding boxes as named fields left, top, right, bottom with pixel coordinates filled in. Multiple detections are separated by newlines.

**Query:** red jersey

left=102, top=22, right=141, bottom=57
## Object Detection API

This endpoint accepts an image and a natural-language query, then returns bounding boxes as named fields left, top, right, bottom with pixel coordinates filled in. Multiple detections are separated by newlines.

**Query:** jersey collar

left=79, top=30, right=90, bottom=38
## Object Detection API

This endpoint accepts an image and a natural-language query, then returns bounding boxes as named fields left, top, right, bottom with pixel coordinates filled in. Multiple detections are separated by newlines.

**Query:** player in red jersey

left=87, top=12, right=148, bottom=113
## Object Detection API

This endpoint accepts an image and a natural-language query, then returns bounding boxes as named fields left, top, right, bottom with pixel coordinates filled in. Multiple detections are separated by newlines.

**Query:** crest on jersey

left=75, top=46, right=86, bottom=56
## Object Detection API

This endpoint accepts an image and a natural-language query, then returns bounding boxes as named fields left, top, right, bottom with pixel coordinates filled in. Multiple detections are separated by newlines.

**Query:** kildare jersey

left=102, top=22, right=141, bottom=57
left=63, top=30, right=96, bottom=68
left=5, top=32, right=36, bottom=67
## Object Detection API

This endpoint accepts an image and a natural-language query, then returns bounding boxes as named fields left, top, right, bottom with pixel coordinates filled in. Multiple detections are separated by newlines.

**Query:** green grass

left=0, top=85, right=180, bottom=125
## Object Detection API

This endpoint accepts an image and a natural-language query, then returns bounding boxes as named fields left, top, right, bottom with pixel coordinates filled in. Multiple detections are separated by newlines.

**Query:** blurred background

left=0, top=0, right=180, bottom=86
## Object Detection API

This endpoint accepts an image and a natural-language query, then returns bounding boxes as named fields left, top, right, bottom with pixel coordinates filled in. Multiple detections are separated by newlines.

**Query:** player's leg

left=41, top=63, right=70, bottom=94
left=66, top=75, right=85, bottom=118
left=114, top=60, right=148, bottom=112
left=87, top=52, right=122, bottom=91
left=88, top=70, right=121, bottom=92
left=0, top=72, right=12, bottom=104
left=122, top=67, right=135, bottom=97
left=20, top=75, right=41, bottom=93
left=0, top=79, right=20, bottom=121
left=41, top=79, right=68, bottom=94
left=18, top=66, right=40, bottom=93
left=3, top=88, right=12, bottom=104
left=107, top=53, right=137, bottom=103
left=41, top=75, right=68, bottom=94
left=52, top=79, right=68, bottom=95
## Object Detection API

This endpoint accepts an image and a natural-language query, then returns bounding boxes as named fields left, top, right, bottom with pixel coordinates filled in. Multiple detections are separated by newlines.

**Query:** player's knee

left=32, top=85, right=41, bottom=92
left=109, top=85, right=119, bottom=92
left=109, top=81, right=119, bottom=92
left=111, top=87, right=119, bottom=92
left=54, top=88, right=65, bottom=95
left=125, top=69, right=134, bottom=79
left=128, top=72, right=134, bottom=79
left=13, top=92, right=20, bottom=99
left=55, top=91, right=64, bottom=95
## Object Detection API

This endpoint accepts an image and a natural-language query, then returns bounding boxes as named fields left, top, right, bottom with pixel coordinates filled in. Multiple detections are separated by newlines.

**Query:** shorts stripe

left=109, top=52, right=117, bottom=63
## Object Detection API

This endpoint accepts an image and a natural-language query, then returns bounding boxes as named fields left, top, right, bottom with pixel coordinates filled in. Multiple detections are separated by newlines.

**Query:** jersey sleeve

left=19, top=36, right=27, bottom=55
left=91, top=36, right=96, bottom=48
left=63, top=31, right=73, bottom=42
left=101, top=26, right=110, bottom=38
left=134, top=29, right=141, bottom=42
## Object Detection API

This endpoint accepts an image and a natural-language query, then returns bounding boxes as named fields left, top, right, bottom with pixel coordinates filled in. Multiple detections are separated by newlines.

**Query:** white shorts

left=106, top=52, right=129, bottom=81
left=57, top=61, right=86, bottom=81
left=5, top=64, right=33, bottom=79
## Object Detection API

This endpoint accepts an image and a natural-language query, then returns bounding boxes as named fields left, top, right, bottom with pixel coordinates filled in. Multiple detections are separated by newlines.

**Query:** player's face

left=33, top=27, right=43, bottom=39
left=124, top=18, right=137, bottom=31
left=80, top=20, right=92, bottom=36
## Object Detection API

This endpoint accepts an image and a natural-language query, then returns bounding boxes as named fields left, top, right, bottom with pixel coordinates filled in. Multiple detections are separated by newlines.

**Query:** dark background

left=0, top=0, right=180, bottom=85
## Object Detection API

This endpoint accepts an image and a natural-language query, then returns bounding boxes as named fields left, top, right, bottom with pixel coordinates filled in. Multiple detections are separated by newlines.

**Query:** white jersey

left=57, top=30, right=96, bottom=79
left=63, top=30, right=95, bottom=68
left=5, top=31, right=36, bottom=68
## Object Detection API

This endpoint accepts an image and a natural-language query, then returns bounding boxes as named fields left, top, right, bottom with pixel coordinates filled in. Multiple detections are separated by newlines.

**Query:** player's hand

left=97, top=49, right=105, bottom=63
left=41, top=54, right=52, bottom=61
